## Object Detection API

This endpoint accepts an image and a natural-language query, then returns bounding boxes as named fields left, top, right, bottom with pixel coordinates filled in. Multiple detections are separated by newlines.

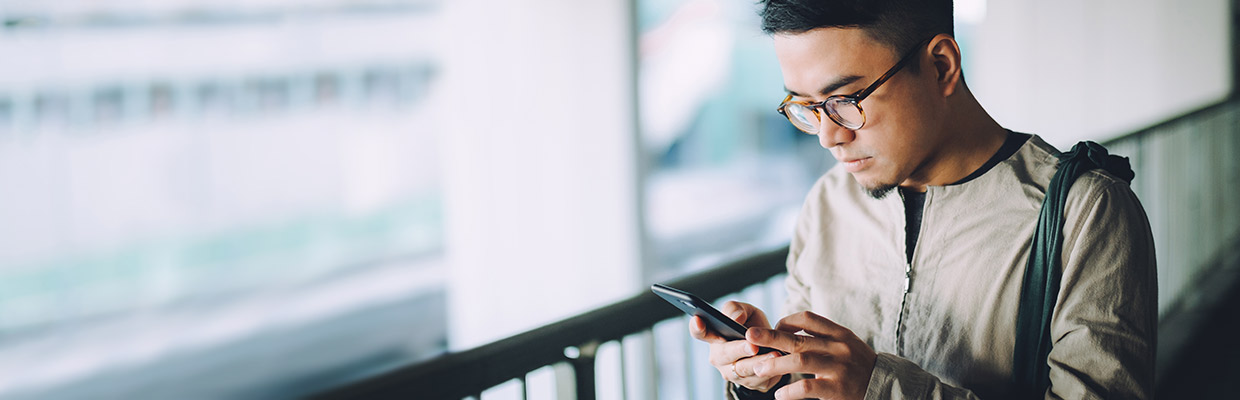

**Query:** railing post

left=566, top=341, right=600, bottom=400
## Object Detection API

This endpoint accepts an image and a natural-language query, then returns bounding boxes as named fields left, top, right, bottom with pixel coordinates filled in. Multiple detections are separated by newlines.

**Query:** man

left=689, top=1, right=1157, bottom=399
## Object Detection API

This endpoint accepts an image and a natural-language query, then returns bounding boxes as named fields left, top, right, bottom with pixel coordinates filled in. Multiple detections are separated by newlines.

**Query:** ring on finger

left=731, top=362, right=748, bottom=379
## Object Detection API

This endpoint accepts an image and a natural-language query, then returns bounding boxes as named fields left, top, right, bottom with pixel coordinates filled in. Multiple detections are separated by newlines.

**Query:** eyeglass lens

left=825, top=98, right=864, bottom=130
left=785, top=100, right=864, bottom=133
left=786, top=103, right=819, bottom=132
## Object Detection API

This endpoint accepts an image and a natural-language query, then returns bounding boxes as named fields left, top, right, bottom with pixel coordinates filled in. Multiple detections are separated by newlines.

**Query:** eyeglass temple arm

left=853, top=39, right=932, bottom=100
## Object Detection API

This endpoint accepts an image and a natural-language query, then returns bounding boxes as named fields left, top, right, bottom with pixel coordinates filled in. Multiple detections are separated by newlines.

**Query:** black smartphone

left=651, top=283, right=781, bottom=354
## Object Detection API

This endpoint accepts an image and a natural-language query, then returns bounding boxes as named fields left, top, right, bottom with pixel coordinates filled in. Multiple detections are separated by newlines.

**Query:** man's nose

left=816, top=118, right=856, bottom=149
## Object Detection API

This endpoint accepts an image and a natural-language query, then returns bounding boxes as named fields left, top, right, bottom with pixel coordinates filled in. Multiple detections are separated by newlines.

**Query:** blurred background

left=0, top=0, right=1234, bottom=399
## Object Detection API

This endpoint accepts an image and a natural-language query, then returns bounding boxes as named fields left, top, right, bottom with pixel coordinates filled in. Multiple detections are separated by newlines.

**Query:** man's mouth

left=842, top=157, right=872, bottom=173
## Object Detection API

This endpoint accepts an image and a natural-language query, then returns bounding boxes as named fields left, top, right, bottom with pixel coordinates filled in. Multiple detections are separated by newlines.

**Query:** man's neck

left=899, top=88, right=1007, bottom=192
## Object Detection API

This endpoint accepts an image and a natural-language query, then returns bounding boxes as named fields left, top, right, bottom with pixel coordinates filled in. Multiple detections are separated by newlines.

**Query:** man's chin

left=855, top=178, right=897, bottom=199
left=849, top=170, right=897, bottom=199
left=862, top=183, right=896, bottom=199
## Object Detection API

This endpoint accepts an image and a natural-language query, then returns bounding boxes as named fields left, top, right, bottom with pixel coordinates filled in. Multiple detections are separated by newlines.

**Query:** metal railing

left=1103, top=95, right=1240, bottom=386
left=311, top=246, right=789, bottom=400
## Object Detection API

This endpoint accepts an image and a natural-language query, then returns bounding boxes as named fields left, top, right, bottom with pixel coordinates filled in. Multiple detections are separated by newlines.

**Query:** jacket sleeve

left=1046, top=175, right=1157, bottom=398
left=863, top=353, right=983, bottom=399
left=863, top=175, right=1156, bottom=400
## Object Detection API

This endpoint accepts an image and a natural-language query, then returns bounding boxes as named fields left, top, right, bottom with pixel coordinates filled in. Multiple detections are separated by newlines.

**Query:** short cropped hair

left=758, top=0, right=954, bottom=57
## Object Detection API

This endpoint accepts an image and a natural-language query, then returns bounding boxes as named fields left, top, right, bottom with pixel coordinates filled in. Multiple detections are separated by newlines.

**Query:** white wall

left=438, top=0, right=643, bottom=349
left=970, top=0, right=1232, bottom=148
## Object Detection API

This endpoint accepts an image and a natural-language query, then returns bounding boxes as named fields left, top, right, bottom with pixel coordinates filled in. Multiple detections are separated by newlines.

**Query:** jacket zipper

left=896, top=261, right=912, bottom=354
left=895, top=190, right=927, bottom=355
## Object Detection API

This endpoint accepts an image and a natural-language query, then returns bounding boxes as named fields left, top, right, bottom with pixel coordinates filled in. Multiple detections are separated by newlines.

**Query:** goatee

left=864, top=183, right=896, bottom=199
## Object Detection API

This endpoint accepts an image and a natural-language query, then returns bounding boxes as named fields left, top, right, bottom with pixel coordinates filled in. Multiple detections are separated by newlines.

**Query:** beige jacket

left=765, top=135, right=1156, bottom=399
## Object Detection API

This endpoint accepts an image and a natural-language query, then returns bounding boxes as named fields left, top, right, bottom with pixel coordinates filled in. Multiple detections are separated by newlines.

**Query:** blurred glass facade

left=0, top=1, right=447, bottom=399
left=636, top=0, right=832, bottom=282
left=0, top=0, right=825, bottom=396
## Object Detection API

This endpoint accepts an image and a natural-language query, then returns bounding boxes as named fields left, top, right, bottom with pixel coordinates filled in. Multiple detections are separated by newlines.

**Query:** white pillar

left=436, top=0, right=642, bottom=349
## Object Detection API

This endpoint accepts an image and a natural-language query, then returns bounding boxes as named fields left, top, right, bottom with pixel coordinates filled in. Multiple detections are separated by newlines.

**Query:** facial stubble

left=864, top=183, right=897, bottom=200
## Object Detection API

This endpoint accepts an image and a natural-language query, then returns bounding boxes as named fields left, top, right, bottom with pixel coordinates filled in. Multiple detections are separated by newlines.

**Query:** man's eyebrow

left=785, top=75, right=865, bottom=98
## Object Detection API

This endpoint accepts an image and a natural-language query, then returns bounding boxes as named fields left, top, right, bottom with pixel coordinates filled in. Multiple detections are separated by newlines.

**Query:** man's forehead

left=772, top=28, right=892, bottom=96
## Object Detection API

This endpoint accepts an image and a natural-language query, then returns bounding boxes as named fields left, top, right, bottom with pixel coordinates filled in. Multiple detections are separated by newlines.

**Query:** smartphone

left=651, top=283, right=781, bottom=354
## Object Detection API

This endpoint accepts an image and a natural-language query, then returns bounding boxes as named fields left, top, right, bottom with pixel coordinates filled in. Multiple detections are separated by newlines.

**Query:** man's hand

left=688, top=301, right=784, bottom=392
left=745, top=311, right=877, bottom=400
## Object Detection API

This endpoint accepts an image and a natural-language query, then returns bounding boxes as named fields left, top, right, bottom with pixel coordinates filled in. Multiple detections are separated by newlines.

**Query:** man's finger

left=733, top=352, right=780, bottom=378
left=774, top=378, right=832, bottom=400
left=689, top=316, right=727, bottom=344
left=743, top=306, right=771, bottom=329
left=709, top=337, right=760, bottom=366
left=720, top=301, right=749, bottom=325
left=746, top=327, right=833, bottom=355
left=773, top=311, right=847, bottom=339
left=751, top=351, right=832, bottom=378
left=722, top=301, right=773, bottom=329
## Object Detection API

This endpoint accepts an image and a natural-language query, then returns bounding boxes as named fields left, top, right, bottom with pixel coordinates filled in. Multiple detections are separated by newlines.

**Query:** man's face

left=774, top=28, right=946, bottom=197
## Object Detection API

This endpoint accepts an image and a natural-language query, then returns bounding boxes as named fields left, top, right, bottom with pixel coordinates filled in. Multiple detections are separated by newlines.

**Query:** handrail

left=311, top=245, right=790, bottom=400
left=1100, top=93, right=1237, bottom=147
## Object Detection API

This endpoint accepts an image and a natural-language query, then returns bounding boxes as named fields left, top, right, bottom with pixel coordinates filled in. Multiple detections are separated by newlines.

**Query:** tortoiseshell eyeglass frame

left=777, top=38, right=934, bottom=132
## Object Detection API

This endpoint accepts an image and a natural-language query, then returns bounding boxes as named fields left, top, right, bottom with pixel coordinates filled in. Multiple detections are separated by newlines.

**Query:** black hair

left=759, top=0, right=954, bottom=64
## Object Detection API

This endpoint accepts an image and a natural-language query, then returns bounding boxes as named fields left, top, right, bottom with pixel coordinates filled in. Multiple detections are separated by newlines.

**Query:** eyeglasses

left=777, top=38, right=932, bottom=132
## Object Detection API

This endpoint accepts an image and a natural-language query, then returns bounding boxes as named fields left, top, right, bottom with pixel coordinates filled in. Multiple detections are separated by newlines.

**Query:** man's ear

left=927, top=34, right=963, bottom=98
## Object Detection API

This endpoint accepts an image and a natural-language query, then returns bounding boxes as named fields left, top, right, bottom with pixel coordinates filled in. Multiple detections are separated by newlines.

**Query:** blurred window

left=0, top=2, right=447, bottom=399
left=637, top=0, right=833, bottom=281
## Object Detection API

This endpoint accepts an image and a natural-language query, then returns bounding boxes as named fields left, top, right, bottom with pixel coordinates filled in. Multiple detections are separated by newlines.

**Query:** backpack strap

left=1012, top=141, right=1134, bottom=396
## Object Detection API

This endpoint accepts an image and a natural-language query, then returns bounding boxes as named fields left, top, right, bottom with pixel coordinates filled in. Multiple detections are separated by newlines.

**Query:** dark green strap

left=1012, top=141, right=1134, bottom=396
